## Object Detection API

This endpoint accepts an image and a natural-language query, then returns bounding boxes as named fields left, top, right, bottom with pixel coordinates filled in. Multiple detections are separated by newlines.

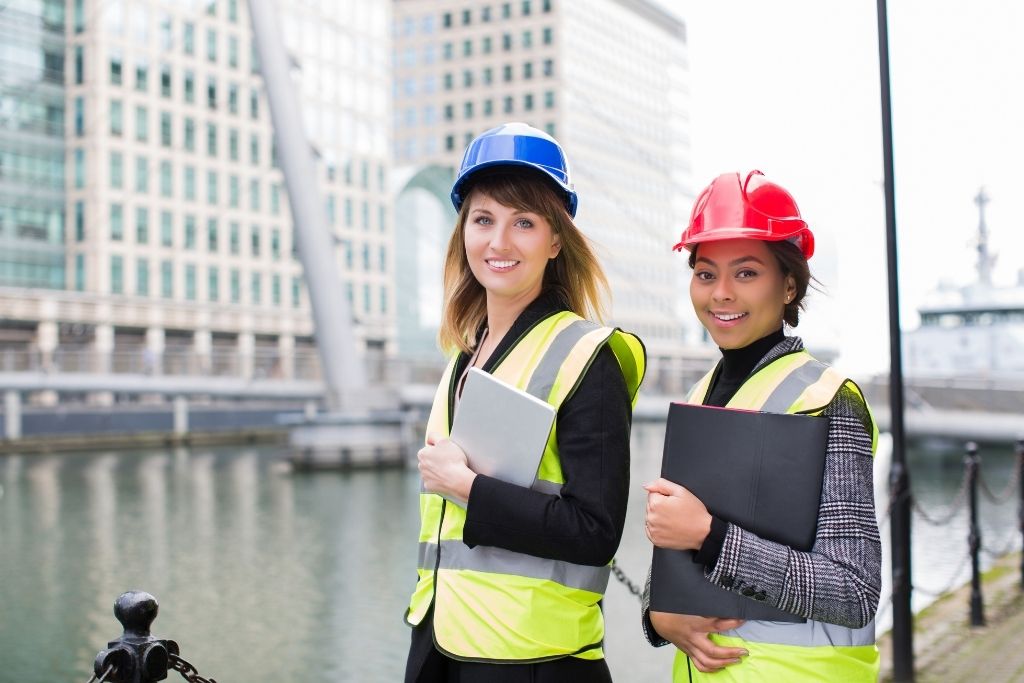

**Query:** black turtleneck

left=693, top=327, right=786, bottom=567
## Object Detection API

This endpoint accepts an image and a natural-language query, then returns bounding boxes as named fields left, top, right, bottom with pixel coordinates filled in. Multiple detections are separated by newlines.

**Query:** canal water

left=0, top=425, right=1019, bottom=682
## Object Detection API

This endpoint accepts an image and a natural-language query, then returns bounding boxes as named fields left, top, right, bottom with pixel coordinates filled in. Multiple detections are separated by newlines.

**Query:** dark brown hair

left=439, top=168, right=608, bottom=353
left=688, top=239, right=815, bottom=328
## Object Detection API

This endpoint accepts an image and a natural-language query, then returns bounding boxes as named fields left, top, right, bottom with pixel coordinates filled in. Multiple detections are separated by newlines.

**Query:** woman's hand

left=649, top=612, right=747, bottom=673
left=418, top=432, right=477, bottom=503
left=644, top=478, right=712, bottom=551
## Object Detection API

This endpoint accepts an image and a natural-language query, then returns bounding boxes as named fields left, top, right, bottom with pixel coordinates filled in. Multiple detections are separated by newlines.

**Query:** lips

left=709, top=311, right=748, bottom=325
left=486, top=259, right=520, bottom=271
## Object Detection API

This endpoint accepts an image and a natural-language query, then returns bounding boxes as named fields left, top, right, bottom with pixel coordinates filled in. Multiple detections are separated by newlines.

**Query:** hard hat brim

left=450, top=160, right=578, bottom=217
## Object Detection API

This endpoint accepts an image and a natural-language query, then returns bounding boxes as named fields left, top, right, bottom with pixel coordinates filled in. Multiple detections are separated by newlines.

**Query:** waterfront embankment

left=878, top=551, right=1024, bottom=682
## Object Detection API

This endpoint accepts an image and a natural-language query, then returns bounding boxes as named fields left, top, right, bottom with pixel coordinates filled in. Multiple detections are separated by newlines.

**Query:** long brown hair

left=439, top=168, right=608, bottom=354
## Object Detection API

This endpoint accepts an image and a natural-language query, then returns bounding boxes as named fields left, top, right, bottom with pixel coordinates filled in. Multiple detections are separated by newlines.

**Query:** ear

left=783, top=274, right=797, bottom=303
left=549, top=233, right=562, bottom=259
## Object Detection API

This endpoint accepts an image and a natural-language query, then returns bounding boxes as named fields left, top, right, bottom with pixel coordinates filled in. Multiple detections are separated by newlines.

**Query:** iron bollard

left=965, top=442, right=985, bottom=627
left=94, top=591, right=180, bottom=683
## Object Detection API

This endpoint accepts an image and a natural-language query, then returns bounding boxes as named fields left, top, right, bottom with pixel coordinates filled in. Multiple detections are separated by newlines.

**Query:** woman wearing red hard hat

left=404, top=123, right=647, bottom=682
left=642, top=170, right=881, bottom=681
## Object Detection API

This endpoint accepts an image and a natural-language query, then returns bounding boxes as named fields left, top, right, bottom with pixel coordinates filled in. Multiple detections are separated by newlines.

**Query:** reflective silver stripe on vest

left=722, top=618, right=875, bottom=648
left=531, top=479, right=563, bottom=496
left=759, top=357, right=829, bottom=412
left=418, top=540, right=610, bottom=594
left=525, top=319, right=601, bottom=401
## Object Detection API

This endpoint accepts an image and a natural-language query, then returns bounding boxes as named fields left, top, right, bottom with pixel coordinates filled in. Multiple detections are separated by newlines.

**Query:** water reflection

left=0, top=431, right=1019, bottom=682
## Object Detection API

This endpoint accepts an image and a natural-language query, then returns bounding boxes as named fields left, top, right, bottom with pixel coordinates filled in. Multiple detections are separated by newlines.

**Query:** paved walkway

left=878, top=552, right=1024, bottom=682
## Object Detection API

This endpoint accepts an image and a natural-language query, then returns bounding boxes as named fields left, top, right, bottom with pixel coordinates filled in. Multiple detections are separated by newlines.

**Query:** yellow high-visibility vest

left=406, top=310, right=646, bottom=663
left=675, top=348, right=879, bottom=682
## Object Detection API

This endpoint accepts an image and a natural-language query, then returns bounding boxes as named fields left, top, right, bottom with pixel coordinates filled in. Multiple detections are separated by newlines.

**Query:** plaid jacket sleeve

left=703, top=383, right=882, bottom=628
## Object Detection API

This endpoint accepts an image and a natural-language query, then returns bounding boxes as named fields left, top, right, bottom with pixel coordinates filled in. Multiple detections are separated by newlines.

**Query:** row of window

left=82, top=256, right=388, bottom=316
left=443, top=27, right=554, bottom=59
left=72, top=0, right=240, bottom=38
left=395, top=58, right=555, bottom=99
left=441, top=0, right=553, bottom=28
left=442, top=90, right=555, bottom=121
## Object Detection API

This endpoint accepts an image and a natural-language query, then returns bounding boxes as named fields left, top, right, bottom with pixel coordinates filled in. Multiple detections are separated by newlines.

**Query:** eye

left=514, top=218, right=534, bottom=229
left=473, top=215, right=492, bottom=225
left=693, top=270, right=714, bottom=281
left=736, top=268, right=758, bottom=279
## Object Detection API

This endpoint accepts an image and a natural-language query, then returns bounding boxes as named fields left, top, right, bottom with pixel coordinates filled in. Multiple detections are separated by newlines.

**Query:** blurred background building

left=1, top=0, right=394, bottom=404
left=392, top=0, right=700, bottom=365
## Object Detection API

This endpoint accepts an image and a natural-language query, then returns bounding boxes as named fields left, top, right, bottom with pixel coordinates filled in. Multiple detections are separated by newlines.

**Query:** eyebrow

left=695, top=255, right=767, bottom=267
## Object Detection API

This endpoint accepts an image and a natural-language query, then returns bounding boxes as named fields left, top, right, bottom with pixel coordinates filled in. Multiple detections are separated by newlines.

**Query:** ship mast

left=974, top=187, right=995, bottom=286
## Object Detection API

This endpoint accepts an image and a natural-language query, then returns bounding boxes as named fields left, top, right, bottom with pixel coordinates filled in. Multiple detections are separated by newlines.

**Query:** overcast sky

left=655, top=1, right=1024, bottom=375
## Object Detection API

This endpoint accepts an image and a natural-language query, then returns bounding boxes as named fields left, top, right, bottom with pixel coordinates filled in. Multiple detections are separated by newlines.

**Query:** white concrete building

left=0, top=0, right=395, bottom=396
left=392, top=0, right=697, bottom=361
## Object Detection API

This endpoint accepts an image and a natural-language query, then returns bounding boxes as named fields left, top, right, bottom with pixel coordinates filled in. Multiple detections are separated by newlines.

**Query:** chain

left=911, top=467, right=971, bottom=526
left=85, top=665, right=116, bottom=683
left=610, top=558, right=643, bottom=602
left=981, top=531, right=1021, bottom=559
left=913, top=551, right=972, bottom=598
left=977, top=451, right=1022, bottom=505
left=170, top=653, right=218, bottom=683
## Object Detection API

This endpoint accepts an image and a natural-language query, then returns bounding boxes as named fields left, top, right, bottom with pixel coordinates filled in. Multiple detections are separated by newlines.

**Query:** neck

left=485, top=289, right=541, bottom=345
left=719, top=327, right=785, bottom=381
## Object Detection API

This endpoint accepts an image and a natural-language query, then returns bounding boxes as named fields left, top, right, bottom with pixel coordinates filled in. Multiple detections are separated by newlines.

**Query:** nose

left=489, top=224, right=512, bottom=252
left=712, top=277, right=734, bottom=302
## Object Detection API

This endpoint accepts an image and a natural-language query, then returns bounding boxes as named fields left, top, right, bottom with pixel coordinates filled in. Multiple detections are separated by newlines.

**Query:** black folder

left=649, top=403, right=830, bottom=621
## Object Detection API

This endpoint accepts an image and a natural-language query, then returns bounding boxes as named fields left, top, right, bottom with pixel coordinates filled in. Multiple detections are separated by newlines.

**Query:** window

left=208, top=267, right=219, bottom=301
left=110, top=203, right=124, bottom=240
left=228, top=0, right=238, bottom=22
left=522, top=0, right=532, bottom=15
left=207, top=77, right=217, bottom=109
left=110, top=255, right=124, bottom=294
left=229, top=222, right=240, bottom=254
left=445, top=134, right=455, bottom=151
left=271, top=184, right=280, bottom=214
left=443, top=73, right=453, bottom=90
left=136, top=207, right=149, bottom=243
left=503, top=64, right=513, bottom=82
left=135, top=105, right=148, bottom=142
left=229, top=175, right=240, bottom=207
left=524, top=62, right=533, bottom=79
left=502, top=3, right=511, bottom=19
left=292, top=277, right=302, bottom=308
left=272, top=275, right=281, bottom=306
left=207, top=218, right=218, bottom=252
left=207, top=123, right=217, bottom=156
left=74, top=149, right=85, bottom=188
left=161, top=211, right=173, bottom=246
left=544, top=90, right=555, bottom=108
left=462, top=9, right=471, bottom=24
left=184, top=22, right=195, bottom=54
left=249, top=134, right=259, bottom=164
left=250, top=224, right=260, bottom=256
left=110, top=51, right=123, bottom=84
left=228, top=35, right=238, bottom=68
left=464, top=101, right=474, bottom=118
left=249, top=179, right=260, bottom=210
left=231, top=269, right=240, bottom=303
left=74, top=46, right=84, bottom=84
left=160, top=64, right=172, bottom=97
left=136, top=258, right=149, bottom=296
left=463, top=70, right=473, bottom=88
left=228, top=83, right=239, bottom=114
left=463, top=39, right=472, bottom=57
left=543, top=27, right=553, bottom=45
left=184, top=69, right=195, bottom=102
left=136, top=61, right=148, bottom=91
left=229, top=129, right=239, bottom=160
left=184, top=117, right=196, bottom=151
left=443, top=42, right=453, bottom=60
left=442, top=12, right=451, bottom=28
left=135, top=156, right=148, bottom=192
left=161, top=261, right=173, bottom=298
left=110, top=100, right=123, bottom=135
left=73, top=97, right=84, bottom=136
left=109, top=151, right=123, bottom=188
left=543, top=0, right=552, bottom=12
left=75, top=254, right=85, bottom=291
left=504, top=96, right=514, bottom=114
left=75, top=201, right=85, bottom=241
left=185, top=264, right=196, bottom=301
left=543, top=59, right=554, bottom=77
left=160, top=112, right=172, bottom=146
left=522, top=30, right=533, bottom=48
left=271, top=228, right=280, bottom=259
left=502, top=33, right=512, bottom=50
left=524, top=93, right=534, bottom=111
left=250, top=89, right=259, bottom=119
left=74, top=0, right=84, bottom=32
left=206, top=28, right=217, bottom=62
left=184, top=215, right=196, bottom=249
left=184, top=166, right=196, bottom=201
left=159, top=160, right=172, bottom=196
left=483, top=67, right=493, bottom=85
left=251, top=273, right=261, bottom=304
left=483, top=36, right=492, bottom=54
left=483, top=98, right=493, bottom=116
left=206, top=170, right=217, bottom=204
left=482, top=6, right=492, bottom=21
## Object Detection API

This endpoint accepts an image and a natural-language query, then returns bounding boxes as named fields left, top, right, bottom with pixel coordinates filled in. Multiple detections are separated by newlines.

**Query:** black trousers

left=406, top=611, right=613, bottom=683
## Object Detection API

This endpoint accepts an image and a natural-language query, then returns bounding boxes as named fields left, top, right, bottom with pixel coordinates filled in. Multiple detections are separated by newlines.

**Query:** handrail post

left=965, top=442, right=985, bottom=627
left=93, top=591, right=179, bottom=683
left=1017, top=438, right=1024, bottom=591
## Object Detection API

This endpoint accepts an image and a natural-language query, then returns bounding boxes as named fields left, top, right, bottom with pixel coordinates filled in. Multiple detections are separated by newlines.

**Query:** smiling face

left=463, top=192, right=561, bottom=311
left=689, top=239, right=796, bottom=350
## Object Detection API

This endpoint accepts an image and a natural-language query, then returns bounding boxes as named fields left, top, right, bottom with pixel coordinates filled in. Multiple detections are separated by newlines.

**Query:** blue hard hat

left=450, top=122, right=578, bottom=217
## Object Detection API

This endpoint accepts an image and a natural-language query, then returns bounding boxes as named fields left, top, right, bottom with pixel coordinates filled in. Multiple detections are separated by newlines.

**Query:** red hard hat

left=673, top=170, right=815, bottom=259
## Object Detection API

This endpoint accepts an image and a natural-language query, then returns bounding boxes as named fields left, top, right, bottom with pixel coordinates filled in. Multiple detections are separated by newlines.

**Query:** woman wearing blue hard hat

left=641, top=170, right=881, bottom=681
left=404, top=122, right=647, bottom=682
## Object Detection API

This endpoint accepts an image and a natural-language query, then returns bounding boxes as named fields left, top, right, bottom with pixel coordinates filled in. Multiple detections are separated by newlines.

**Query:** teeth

left=489, top=260, right=518, bottom=268
left=714, top=312, right=745, bottom=321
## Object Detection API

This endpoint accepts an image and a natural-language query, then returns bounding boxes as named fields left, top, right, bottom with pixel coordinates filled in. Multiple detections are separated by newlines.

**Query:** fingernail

left=741, top=650, right=749, bottom=657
